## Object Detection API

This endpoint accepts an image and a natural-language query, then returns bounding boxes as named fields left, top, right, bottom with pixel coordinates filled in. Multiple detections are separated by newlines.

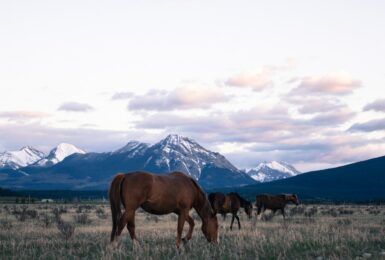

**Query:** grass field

left=0, top=202, right=385, bottom=259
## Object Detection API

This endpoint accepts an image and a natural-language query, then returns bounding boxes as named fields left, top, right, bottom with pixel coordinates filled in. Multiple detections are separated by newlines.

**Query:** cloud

left=111, top=92, right=134, bottom=100
left=291, top=73, right=362, bottom=96
left=225, top=71, right=272, bottom=90
left=295, top=98, right=346, bottom=114
left=0, top=123, right=147, bottom=153
left=363, top=99, right=385, bottom=112
left=308, top=108, right=356, bottom=126
left=348, top=118, right=385, bottom=132
left=128, top=86, right=228, bottom=111
left=58, top=102, right=94, bottom=112
left=0, top=111, right=50, bottom=120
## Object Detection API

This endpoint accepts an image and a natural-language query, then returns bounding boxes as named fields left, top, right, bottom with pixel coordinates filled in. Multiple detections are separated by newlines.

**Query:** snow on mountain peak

left=52, top=143, right=85, bottom=161
left=247, top=161, right=301, bottom=182
left=35, top=143, right=85, bottom=166
left=0, top=146, right=45, bottom=169
left=146, top=134, right=237, bottom=180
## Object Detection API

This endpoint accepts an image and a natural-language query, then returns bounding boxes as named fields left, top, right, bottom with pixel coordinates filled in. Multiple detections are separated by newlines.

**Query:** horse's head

left=202, top=211, right=219, bottom=244
left=244, top=201, right=253, bottom=219
left=290, top=194, right=299, bottom=205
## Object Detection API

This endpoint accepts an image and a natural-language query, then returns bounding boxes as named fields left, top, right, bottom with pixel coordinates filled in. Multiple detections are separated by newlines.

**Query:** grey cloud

left=363, top=99, right=385, bottom=112
left=297, top=99, right=346, bottom=114
left=225, top=72, right=272, bottom=90
left=58, top=102, right=94, bottom=112
left=0, top=111, right=50, bottom=120
left=308, top=109, right=356, bottom=126
left=0, top=123, right=145, bottom=153
left=348, top=118, right=385, bottom=132
left=290, top=75, right=362, bottom=96
left=111, top=92, right=134, bottom=100
left=128, top=87, right=229, bottom=111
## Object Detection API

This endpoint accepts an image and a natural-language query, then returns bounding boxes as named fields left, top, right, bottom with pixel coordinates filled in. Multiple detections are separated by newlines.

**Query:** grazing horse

left=209, top=192, right=253, bottom=230
left=255, top=194, right=299, bottom=219
left=109, top=171, right=218, bottom=248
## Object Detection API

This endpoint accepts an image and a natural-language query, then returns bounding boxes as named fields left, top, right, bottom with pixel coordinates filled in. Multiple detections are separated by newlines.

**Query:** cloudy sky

left=1, top=0, right=385, bottom=172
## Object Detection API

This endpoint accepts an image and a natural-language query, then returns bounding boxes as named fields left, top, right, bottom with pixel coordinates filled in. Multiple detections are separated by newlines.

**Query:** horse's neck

left=239, top=197, right=247, bottom=208
left=194, top=191, right=211, bottom=220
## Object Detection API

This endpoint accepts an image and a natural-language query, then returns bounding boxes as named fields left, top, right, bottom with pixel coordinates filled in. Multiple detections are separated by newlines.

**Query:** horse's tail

left=109, top=173, right=125, bottom=242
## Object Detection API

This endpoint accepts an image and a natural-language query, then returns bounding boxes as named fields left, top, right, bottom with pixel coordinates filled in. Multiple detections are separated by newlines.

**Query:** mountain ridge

left=0, top=135, right=257, bottom=190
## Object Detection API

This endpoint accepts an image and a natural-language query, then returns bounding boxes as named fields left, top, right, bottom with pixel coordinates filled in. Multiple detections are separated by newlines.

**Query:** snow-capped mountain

left=35, top=143, right=85, bottom=167
left=246, top=161, right=301, bottom=182
left=0, top=146, right=45, bottom=170
left=0, top=134, right=256, bottom=190
left=113, top=141, right=149, bottom=157
left=143, top=134, right=238, bottom=180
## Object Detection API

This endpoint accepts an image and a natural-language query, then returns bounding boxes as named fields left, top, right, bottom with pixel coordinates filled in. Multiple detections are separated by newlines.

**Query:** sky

left=1, top=0, right=385, bottom=172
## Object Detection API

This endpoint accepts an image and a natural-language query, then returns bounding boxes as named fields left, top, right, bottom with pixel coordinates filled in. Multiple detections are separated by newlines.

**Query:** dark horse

left=255, top=194, right=299, bottom=219
left=208, top=192, right=253, bottom=230
left=109, top=171, right=218, bottom=248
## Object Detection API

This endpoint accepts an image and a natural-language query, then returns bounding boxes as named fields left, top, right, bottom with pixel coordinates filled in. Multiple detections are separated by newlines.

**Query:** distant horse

left=109, top=171, right=218, bottom=248
left=209, top=192, right=253, bottom=230
left=255, top=194, right=299, bottom=219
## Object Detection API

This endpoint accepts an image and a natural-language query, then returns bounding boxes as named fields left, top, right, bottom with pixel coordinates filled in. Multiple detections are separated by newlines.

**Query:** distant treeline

left=0, top=187, right=20, bottom=197
left=0, top=187, right=383, bottom=204
left=10, top=189, right=108, bottom=200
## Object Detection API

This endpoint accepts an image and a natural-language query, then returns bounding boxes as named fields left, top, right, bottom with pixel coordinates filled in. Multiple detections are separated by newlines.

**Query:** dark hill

left=218, top=155, right=385, bottom=202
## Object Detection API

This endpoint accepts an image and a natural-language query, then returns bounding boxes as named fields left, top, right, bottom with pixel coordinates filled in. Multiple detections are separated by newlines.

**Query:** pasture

left=0, top=202, right=385, bottom=259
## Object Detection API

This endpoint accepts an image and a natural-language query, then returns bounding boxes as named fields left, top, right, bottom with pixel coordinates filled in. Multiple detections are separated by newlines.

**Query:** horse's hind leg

left=182, top=215, right=195, bottom=243
left=280, top=208, right=286, bottom=220
left=117, top=210, right=137, bottom=240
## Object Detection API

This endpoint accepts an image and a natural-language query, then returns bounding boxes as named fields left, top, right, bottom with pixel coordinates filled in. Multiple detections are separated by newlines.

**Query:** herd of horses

left=109, top=171, right=300, bottom=248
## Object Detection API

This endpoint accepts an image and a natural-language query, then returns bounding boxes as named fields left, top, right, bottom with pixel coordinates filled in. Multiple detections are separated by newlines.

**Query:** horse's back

left=121, top=171, right=198, bottom=214
left=256, top=194, right=285, bottom=209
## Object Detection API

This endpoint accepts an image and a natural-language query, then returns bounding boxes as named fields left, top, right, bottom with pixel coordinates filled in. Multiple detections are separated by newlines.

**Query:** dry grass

left=0, top=203, right=385, bottom=259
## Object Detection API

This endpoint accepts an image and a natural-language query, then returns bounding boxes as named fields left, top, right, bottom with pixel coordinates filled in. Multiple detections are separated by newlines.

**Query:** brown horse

left=255, top=194, right=299, bottom=219
left=109, top=171, right=218, bottom=248
left=208, top=192, right=253, bottom=230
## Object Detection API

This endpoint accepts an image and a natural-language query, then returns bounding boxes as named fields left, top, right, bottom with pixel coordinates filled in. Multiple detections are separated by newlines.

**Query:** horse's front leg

left=176, top=212, right=187, bottom=249
left=235, top=213, right=241, bottom=229
left=230, top=213, right=235, bottom=230
left=182, top=215, right=195, bottom=243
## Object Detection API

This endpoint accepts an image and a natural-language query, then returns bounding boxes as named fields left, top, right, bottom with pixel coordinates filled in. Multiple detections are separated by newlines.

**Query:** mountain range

left=0, top=135, right=263, bottom=190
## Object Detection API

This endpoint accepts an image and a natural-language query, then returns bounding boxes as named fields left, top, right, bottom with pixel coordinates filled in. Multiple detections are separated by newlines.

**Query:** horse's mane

left=189, top=177, right=213, bottom=216
left=228, top=192, right=250, bottom=206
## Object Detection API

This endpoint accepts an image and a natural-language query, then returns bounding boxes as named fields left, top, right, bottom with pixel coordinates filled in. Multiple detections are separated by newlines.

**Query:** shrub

left=0, top=218, right=12, bottom=230
left=74, top=213, right=91, bottom=225
left=261, top=212, right=275, bottom=221
left=337, top=218, right=352, bottom=225
left=76, top=205, right=92, bottom=213
left=40, top=213, right=53, bottom=228
left=57, top=220, right=75, bottom=240
left=145, top=214, right=159, bottom=223
left=95, top=207, right=107, bottom=219
left=290, top=205, right=306, bottom=216
left=26, top=209, right=38, bottom=219
left=15, top=206, right=28, bottom=222
left=304, top=207, right=318, bottom=218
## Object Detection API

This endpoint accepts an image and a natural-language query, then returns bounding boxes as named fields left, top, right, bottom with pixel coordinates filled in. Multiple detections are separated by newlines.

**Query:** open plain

left=0, top=202, right=385, bottom=259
